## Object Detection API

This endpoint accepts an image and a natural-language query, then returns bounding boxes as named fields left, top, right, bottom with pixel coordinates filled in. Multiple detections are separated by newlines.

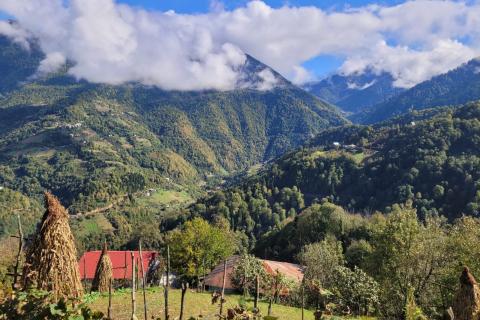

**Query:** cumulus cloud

left=340, top=39, right=478, bottom=88
left=255, top=68, right=278, bottom=90
left=1, top=0, right=480, bottom=90
left=0, top=20, right=30, bottom=48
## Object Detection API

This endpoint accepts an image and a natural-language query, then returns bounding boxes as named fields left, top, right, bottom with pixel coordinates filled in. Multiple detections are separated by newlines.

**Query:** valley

left=1, top=6, right=480, bottom=319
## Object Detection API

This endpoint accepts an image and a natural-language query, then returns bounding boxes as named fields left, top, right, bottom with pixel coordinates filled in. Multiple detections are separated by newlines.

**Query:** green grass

left=137, top=189, right=193, bottom=208
left=87, top=288, right=375, bottom=320
left=351, top=152, right=366, bottom=163
left=74, top=214, right=114, bottom=237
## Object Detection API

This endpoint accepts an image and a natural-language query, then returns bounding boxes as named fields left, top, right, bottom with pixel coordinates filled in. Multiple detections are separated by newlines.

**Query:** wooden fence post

left=254, top=274, right=259, bottom=310
left=268, top=298, right=273, bottom=316
left=164, top=245, right=170, bottom=320
left=139, top=241, right=148, bottom=320
left=301, top=280, right=305, bottom=320
left=180, top=282, right=189, bottom=320
left=131, top=252, right=137, bottom=320
left=202, top=256, right=206, bottom=292
left=83, top=256, right=87, bottom=288
left=12, top=212, right=23, bottom=290
left=108, top=278, right=113, bottom=320
left=219, top=259, right=227, bottom=317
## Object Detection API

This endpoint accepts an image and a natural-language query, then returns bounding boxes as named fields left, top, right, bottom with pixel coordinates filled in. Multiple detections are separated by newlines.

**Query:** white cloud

left=0, top=20, right=30, bottom=48
left=340, top=39, right=478, bottom=88
left=37, top=51, right=66, bottom=74
left=347, top=80, right=376, bottom=90
left=255, top=68, right=278, bottom=90
left=1, top=0, right=480, bottom=90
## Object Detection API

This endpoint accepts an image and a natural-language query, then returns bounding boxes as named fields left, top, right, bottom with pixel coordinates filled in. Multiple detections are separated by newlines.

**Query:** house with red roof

left=78, top=250, right=158, bottom=280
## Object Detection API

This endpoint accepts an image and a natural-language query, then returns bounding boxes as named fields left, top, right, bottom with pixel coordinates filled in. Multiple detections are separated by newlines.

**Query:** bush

left=330, top=266, right=379, bottom=316
left=0, top=289, right=105, bottom=320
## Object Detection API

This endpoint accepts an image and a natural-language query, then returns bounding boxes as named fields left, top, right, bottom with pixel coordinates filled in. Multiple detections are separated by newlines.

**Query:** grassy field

left=137, top=189, right=193, bottom=209
left=87, top=288, right=374, bottom=320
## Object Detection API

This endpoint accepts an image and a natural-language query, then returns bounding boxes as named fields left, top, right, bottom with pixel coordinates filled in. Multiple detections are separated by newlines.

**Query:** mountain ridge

left=353, top=58, right=480, bottom=123
left=304, top=69, right=405, bottom=114
left=0, top=35, right=347, bottom=213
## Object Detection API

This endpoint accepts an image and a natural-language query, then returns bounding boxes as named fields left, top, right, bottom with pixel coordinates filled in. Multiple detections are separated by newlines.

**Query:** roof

left=78, top=250, right=158, bottom=280
left=204, top=256, right=240, bottom=290
left=262, top=259, right=304, bottom=282
left=204, top=256, right=304, bottom=290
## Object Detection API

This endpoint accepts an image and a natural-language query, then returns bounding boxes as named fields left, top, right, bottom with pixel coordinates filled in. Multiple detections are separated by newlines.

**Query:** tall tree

left=168, top=218, right=235, bottom=282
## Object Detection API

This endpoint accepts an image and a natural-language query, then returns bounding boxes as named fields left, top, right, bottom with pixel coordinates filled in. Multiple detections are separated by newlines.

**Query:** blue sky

left=119, top=0, right=404, bottom=13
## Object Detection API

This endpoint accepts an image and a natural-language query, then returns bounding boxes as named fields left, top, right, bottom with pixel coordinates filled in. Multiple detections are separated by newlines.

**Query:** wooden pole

left=180, top=282, right=189, bottom=320
left=254, top=274, right=259, bottom=310
left=164, top=245, right=170, bottom=320
left=124, top=251, right=128, bottom=281
left=202, top=256, right=206, bottom=293
left=301, top=280, right=305, bottom=320
left=83, top=256, right=87, bottom=288
left=12, top=212, right=23, bottom=290
left=108, top=278, right=113, bottom=320
left=139, top=241, right=148, bottom=320
left=219, top=260, right=227, bottom=317
left=131, top=252, right=137, bottom=320
left=268, top=296, right=273, bottom=316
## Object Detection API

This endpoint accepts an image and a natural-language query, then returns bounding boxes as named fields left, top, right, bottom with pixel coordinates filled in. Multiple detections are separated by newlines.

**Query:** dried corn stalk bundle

left=91, top=242, right=113, bottom=293
left=22, top=192, right=83, bottom=299
left=452, top=267, right=480, bottom=320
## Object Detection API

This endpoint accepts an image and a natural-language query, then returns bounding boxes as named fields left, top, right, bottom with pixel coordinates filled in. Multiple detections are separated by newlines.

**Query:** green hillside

left=189, top=102, right=480, bottom=244
left=0, top=36, right=346, bottom=216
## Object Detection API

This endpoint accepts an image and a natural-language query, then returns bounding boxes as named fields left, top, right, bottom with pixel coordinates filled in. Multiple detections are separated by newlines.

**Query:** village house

left=204, top=256, right=304, bottom=293
left=78, top=250, right=176, bottom=286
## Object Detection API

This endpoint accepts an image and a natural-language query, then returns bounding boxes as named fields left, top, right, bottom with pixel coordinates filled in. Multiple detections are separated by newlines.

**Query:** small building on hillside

left=78, top=250, right=174, bottom=285
left=204, top=256, right=304, bottom=293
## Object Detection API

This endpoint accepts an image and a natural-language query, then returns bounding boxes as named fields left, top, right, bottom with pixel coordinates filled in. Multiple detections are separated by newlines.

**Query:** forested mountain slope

left=189, top=103, right=480, bottom=245
left=354, top=58, right=480, bottom=123
left=0, top=36, right=346, bottom=213
left=304, top=69, right=404, bottom=114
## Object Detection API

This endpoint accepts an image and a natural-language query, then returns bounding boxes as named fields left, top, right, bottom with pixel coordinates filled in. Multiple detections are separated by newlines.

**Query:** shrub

left=330, top=266, right=380, bottom=316
left=0, top=289, right=105, bottom=320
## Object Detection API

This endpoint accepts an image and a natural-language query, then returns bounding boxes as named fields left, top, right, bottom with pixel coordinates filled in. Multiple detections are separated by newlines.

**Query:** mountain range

left=352, top=58, right=480, bottom=123
left=305, top=57, right=480, bottom=125
left=304, top=69, right=404, bottom=114
left=0, top=35, right=346, bottom=213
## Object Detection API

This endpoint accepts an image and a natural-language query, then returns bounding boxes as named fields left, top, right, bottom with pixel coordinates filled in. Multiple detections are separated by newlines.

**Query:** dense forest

left=189, top=102, right=480, bottom=249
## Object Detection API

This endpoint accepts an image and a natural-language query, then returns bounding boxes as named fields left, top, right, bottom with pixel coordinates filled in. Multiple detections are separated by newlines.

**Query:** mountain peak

left=236, top=55, right=290, bottom=91
left=353, top=56, right=480, bottom=124
left=304, top=69, right=404, bottom=114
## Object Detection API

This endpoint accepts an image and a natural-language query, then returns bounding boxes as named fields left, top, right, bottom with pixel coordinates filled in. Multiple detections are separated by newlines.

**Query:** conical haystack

left=91, top=242, right=113, bottom=293
left=452, top=267, right=480, bottom=320
left=22, top=192, right=83, bottom=299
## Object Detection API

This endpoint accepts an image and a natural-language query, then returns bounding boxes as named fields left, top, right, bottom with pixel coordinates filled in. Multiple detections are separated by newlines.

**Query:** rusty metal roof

left=205, top=256, right=304, bottom=290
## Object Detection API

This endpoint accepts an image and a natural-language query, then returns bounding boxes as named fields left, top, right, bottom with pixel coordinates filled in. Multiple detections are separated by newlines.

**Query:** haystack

left=22, top=192, right=83, bottom=299
left=452, top=267, right=480, bottom=320
left=91, top=242, right=113, bottom=293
